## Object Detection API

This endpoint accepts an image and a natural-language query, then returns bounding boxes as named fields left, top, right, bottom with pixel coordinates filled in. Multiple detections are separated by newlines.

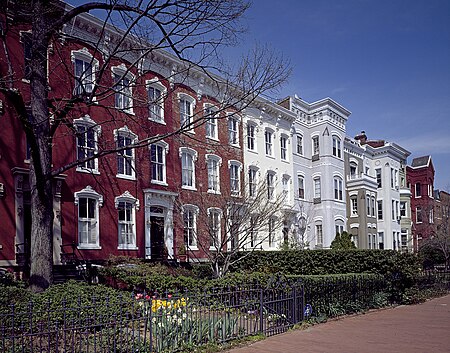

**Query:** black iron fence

left=1, top=272, right=448, bottom=353
left=0, top=279, right=305, bottom=353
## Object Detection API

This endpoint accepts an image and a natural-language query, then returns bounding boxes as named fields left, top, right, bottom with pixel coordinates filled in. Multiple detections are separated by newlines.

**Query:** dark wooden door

left=150, top=216, right=165, bottom=259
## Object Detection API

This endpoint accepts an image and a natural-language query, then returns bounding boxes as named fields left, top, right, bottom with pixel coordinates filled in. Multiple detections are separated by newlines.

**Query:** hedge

left=230, top=249, right=421, bottom=279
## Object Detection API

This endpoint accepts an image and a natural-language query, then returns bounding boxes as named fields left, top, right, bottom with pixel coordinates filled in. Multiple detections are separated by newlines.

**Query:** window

left=205, top=105, right=218, bottom=140
left=401, top=229, right=408, bottom=249
left=376, top=169, right=382, bottom=188
left=296, top=135, right=303, bottom=155
left=378, top=232, right=384, bottom=250
left=334, top=177, right=343, bottom=200
left=179, top=96, right=194, bottom=129
left=335, top=222, right=344, bottom=236
left=180, top=148, right=197, bottom=189
left=74, top=115, right=100, bottom=173
left=113, top=68, right=133, bottom=113
left=390, top=168, right=395, bottom=188
left=206, top=154, right=221, bottom=193
left=298, top=176, right=305, bottom=199
left=74, top=59, right=93, bottom=95
left=392, top=200, right=396, bottom=220
left=351, top=197, right=358, bottom=216
left=267, top=172, right=275, bottom=200
left=312, top=136, right=320, bottom=156
left=72, top=48, right=98, bottom=96
left=428, top=183, right=433, bottom=197
left=367, top=195, right=371, bottom=216
left=116, top=127, right=136, bottom=179
left=368, top=234, right=372, bottom=249
left=147, top=80, right=166, bottom=123
left=22, top=32, right=32, bottom=79
left=429, top=209, right=434, bottom=224
left=316, top=224, right=323, bottom=245
left=228, top=116, right=239, bottom=145
left=268, top=217, right=276, bottom=247
left=248, top=167, right=258, bottom=197
left=332, top=136, right=341, bottom=158
left=150, top=142, right=168, bottom=184
left=282, top=176, right=290, bottom=203
left=115, top=191, right=139, bottom=250
left=371, top=197, right=376, bottom=217
left=400, top=201, right=406, bottom=217
left=75, top=186, right=103, bottom=249
left=247, top=124, right=256, bottom=151
left=314, top=177, right=321, bottom=199
left=280, top=136, right=287, bottom=160
left=377, top=200, right=383, bottom=220
left=208, top=208, right=221, bottom=249
left=415, top=183, right=421, bottom=197
left=183, top=205, right=198, bottom=248
left=229, top=161, right=242, bottom=195
left=349, top=162, right=357, bottom=178
left=265, top=130, right=273, bottom=156
left=416, top=207, right=422, bottom=223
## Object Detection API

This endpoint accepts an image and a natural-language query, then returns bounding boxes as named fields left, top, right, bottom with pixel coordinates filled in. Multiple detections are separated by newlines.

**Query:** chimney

left=355, top=130, right=367, bottom=144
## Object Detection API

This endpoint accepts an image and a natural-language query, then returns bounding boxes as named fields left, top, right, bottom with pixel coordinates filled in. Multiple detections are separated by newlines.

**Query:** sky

left=68, top=0, right=450, bottom=189
left=226, top=0, right=450, bottom=190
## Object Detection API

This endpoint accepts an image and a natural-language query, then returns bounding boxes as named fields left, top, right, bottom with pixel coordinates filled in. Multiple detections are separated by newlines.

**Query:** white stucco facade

left=281, top=96, right=351, bottom=249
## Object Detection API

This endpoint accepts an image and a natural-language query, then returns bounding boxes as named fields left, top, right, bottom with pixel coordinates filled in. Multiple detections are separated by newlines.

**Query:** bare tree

left=180, top=178, right=292, bottom=278
left=0, top=0, right=290, bottom=291
left=420, top=191, right=450, bottom=270
left=292, top=200, right=317, bottom=249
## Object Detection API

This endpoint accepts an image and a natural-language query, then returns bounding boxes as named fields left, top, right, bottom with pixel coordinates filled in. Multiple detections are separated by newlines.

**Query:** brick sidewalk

left=226, top=294, right=450, bottom=353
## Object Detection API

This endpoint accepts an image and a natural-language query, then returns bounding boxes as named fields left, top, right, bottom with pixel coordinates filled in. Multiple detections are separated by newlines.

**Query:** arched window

left=74, top=186, right=103, bottom=249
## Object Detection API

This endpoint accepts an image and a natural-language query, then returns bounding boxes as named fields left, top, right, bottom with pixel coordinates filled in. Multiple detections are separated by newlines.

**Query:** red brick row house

left=0, top=8, right=244, bottom=273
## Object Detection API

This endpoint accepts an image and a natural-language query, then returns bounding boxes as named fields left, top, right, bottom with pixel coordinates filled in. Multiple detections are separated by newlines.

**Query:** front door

left=150, top=215, right=165, bottom=260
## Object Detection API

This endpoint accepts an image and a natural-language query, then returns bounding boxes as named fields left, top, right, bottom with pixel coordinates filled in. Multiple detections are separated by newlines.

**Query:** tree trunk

left=28, top=0, right=54, bottom=292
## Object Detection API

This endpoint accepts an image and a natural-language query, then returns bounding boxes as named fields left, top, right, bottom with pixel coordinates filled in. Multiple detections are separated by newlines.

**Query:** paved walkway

left=226, top=294, right=450, bottom=353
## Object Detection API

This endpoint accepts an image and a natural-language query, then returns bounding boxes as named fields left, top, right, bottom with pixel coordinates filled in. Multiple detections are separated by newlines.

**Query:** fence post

left=259, top=287, right=264, bottom=334
left=292, top=286, right=297, bottom=324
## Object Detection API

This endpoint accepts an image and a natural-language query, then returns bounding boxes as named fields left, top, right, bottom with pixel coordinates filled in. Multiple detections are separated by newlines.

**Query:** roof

left=411, top=155, right=431, bottom=168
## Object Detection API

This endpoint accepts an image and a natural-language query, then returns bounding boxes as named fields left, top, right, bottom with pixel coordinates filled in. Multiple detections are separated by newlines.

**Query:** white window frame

left=115, top=191, right=139, bottom=250
left=228, top=114, right=240, bottom=146
left=179, top=147, right=198, bottom=190
left=150, top=141, right=169, bottom=185
left=112, top=64, right=134, bottom=114
left=207, top=207, right=222, bottom=250
left=332, top=135, right=342, bottom=158
left=206, top=154, right=222, bottom=194
left=298, top=175, right=305, bottom=199
left=229, top=160, right=242, bottom=196
left=312, top=135, right=320, bottom=156
left=296, top=134, right=303, bottom=155
left=376, top=168, right=382, bottom=188
left=316, top=223, right=323, bottom=246
left=247, top=122, right=257, bottom=152
left=280, top=135, right=288, bottom=161
left=183, top=204, right=199, bottom=250
left=267, top=171, right=276, bottom=200
left=268, top=217, right=276, bottom=248
left=114, top=126, right=137, bottom=180
left=71, top=48, right=99, bottom=97
left=265, top=129, right=274, bottom=157
left=74, top=115, right=101, bottom=174
left=351, top=197, right=358, bottom=216
left=146, top=79, right=166, bottom=124
left=416, top=206, right=423, bottom=223
left=334, top=177, right=343, bottom=201
left=74, top=186, right=103, bottom=249
left=314, top=177, right=321, bottom=199
left=282, top=175, right=290, bottom=204
left=248, top=166, right=259, bottom=198
left=415, top=183, right=421, bottom=198
left=377, top=200, right=383, bottom=220
left=205, top=104, right=219, bottom=140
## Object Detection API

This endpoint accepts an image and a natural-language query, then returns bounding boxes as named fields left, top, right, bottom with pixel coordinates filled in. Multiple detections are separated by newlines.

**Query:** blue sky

left=227, top=0, right=450, bottom=189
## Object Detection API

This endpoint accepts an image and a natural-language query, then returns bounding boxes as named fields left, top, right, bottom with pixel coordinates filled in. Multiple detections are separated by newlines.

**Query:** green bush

left=230, top=250, right=421, bottom=279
